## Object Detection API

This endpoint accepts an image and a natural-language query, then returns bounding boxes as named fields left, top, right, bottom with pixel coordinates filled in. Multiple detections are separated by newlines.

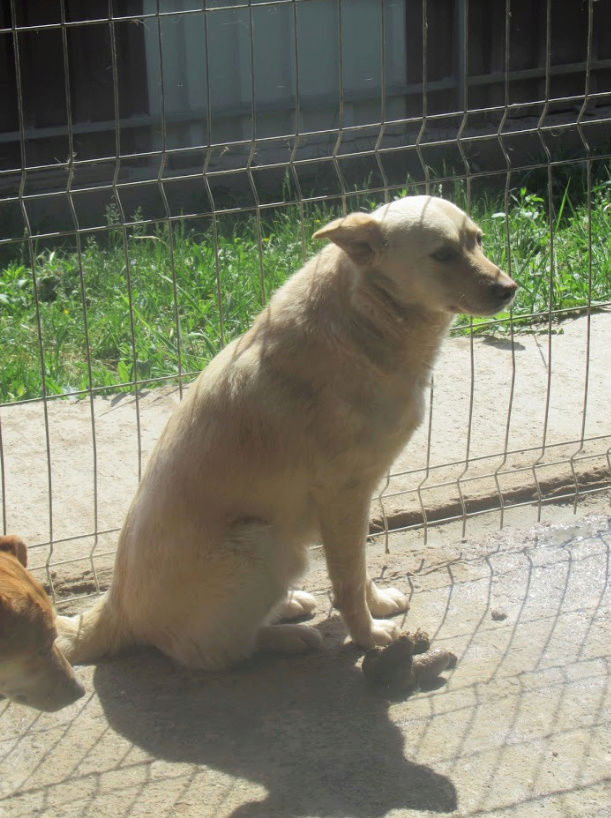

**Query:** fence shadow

left=93, top=620, right=457, bottom=818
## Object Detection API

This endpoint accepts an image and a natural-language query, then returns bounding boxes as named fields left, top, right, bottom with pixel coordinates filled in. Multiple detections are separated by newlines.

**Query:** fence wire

left=0, top=0, right=609, bottom=604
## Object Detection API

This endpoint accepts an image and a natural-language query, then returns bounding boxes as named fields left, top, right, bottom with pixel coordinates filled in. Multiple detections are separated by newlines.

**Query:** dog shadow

left=93, top=620, right=457, bottom=818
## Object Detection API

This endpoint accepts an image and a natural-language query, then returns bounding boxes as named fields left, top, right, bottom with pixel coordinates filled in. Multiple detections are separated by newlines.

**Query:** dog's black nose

left=492, top=279, right=518, bottom=302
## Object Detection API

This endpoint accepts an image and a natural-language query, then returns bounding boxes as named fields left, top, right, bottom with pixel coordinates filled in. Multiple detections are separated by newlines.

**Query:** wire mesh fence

left=0, top=0, right=610, bottom=605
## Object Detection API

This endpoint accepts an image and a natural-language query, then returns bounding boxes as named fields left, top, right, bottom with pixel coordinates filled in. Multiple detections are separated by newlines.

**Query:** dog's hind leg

left=146, top=518, right=315, bottom=670
left=152, top=598, right=322, bottom=670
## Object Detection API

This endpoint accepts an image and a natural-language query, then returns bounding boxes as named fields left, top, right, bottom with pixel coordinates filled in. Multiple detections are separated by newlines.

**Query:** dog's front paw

left=354, top=618, right=400, bottom=649
left=368, top=585, right=409, bottom=617
left=370, top=619, right=401, bottom=646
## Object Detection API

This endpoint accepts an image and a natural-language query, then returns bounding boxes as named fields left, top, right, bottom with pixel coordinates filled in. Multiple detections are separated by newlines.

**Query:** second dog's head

left=314, top=195, right=517, bottom=317
left=0, top=535, right=85, bottom=712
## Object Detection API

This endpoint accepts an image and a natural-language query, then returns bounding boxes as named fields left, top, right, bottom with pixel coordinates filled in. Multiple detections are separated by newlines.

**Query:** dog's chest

left=362, top=379, right=425, bottom=450
left=316, top=371, right=427, bottom=471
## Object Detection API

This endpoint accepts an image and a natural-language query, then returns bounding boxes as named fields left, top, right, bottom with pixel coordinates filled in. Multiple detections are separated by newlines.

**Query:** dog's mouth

left=450, top=288, right=517, bottom=317
left=451, top=301, right=514, bottom=318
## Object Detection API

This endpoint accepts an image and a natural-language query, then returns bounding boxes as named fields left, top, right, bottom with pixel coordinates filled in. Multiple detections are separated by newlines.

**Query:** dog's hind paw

left=257, top=623, right=323, bottom=655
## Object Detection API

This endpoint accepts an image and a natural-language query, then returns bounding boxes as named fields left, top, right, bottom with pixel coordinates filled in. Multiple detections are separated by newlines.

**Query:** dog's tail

left=56, top=593, right=132, bottom=664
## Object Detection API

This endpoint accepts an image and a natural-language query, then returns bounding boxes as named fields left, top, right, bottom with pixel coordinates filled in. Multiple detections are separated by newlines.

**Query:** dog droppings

left=412, top=648, right=457, bottom=679
left=362, top=630, right=457, bottom=695
left=491, top=609, right=508, bottom=621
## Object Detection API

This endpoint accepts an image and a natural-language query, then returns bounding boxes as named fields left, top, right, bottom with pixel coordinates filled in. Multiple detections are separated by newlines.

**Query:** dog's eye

left=476, top=233, right=484, bottom=246
left=431, top=246, right=458, bottom=263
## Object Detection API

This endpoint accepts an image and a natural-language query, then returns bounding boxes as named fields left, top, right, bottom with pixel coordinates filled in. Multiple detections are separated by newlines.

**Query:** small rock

left=491, top=609, right=508, bottom=621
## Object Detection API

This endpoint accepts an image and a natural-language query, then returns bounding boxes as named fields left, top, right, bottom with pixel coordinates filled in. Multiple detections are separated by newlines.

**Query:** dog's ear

left=313, top=212, right=385, bottom=266
left=0, top=535, right=28, bottom=567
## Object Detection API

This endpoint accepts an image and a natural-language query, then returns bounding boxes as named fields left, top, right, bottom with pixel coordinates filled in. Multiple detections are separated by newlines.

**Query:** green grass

left=1, top=170, right=610, bottom=403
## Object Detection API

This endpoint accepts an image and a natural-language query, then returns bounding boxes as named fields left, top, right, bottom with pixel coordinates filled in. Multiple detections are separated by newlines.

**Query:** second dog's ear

left=0, top=535, right=28, bottom=567
left=313, top=213, right=384, bottom=266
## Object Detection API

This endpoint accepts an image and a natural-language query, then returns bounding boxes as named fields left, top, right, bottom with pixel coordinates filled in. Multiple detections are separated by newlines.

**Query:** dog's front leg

left=316, top=489, right=401, bottom=648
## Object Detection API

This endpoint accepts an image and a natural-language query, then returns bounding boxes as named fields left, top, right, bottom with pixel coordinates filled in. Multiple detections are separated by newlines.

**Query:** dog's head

left=0, top=535, right=85, bottom=712
left=314, top=195, right=517, bottom=317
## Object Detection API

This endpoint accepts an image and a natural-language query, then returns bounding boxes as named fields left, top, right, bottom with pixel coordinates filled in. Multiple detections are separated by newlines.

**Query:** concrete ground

left=1, top=506, right=608, bottom=818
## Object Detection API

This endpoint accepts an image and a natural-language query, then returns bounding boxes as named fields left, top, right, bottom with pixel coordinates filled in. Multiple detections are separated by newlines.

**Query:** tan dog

left=58, top=195, right=516, bottom=670
left=0, top=535, right=85, bottom=711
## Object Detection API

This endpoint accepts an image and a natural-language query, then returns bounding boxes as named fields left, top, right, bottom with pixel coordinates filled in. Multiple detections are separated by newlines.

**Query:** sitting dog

left=0, top=535, right=85, bottom=710
left=58, top=195, right=516, bottom=670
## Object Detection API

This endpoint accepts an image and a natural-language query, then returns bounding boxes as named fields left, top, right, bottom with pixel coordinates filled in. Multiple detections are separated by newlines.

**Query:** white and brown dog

left=58, top=195, right=516, bottom=670
left=0, top=535, right=84, bottom=711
